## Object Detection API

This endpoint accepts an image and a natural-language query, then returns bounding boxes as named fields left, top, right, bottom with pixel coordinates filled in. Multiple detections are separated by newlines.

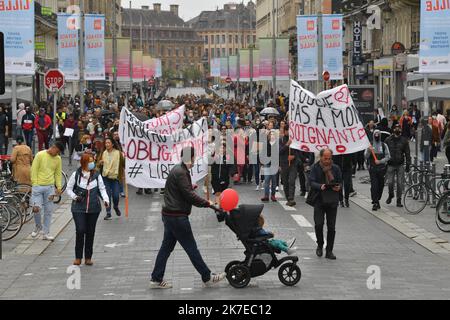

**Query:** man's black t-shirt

left=0, top=113, right=9, bottom=134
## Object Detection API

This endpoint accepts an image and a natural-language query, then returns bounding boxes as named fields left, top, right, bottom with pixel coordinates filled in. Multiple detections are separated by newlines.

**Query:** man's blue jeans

left=151, top=215, right=211, bottom=283
left=31, top=185, right=55, bottom=235
left=103, top=177, right=120, bottom=215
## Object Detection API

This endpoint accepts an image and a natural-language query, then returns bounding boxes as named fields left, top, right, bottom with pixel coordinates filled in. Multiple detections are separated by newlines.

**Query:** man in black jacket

left=280, top=127, right=299, bottom=207
left=385, top=124, right=411, bottom=207
left=150, top=147, right=226, bottom=289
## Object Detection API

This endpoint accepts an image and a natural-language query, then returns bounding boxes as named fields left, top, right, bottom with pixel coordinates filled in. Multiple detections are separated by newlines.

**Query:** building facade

left=189, top=1, right=257, bottom=69
left=121, top=3, right=204, bottom=78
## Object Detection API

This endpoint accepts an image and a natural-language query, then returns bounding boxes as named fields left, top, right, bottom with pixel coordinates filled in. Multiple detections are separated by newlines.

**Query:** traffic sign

left=322, top=71, right=330, bottom=82
left=148, top=78, right=155, bottom=86
left=44, top=69, right=65, bottom=91
left=226, top=77, right=232, bottom=84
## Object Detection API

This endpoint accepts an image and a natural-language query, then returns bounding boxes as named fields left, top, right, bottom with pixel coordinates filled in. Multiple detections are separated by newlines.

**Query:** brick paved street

left=1, top=156, right=450, bottom=300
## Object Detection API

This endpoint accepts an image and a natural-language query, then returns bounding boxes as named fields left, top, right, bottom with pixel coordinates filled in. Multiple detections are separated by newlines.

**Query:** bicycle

left=403, top=167, right=450, bottom=215
left=435, top=191, right=450, bottom=233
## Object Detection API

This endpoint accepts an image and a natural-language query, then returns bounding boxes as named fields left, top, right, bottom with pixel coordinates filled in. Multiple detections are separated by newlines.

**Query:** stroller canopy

left=226, top=205, right=264, bottom=241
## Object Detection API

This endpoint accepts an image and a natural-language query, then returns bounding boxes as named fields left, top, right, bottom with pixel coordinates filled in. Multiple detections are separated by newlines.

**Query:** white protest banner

left=119, top=105, right=185, bottom=144
left=120, top=108, right=208, bottom=188
left=288, top=80, right=370, bottom=155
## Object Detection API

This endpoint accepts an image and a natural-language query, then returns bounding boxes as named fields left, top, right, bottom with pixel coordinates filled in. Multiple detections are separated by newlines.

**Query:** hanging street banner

left=322, top=14, right=344, bottom=80
left=57, top=13, right=80, bottom=81
left=220, top=57, right=228, bottom=79
left=419, top=0, right=450, bottom=73
left=229, top=55, right=238, bottom=81
left=84, top=14, right=105, bottom=80
left=253, top=49, right=260, bottom=81
left=105, top=38, right=113, bottom=80
left=353, top=20, right=363, bottom=66
left=259, top=38, right=273, bottom=81
left=289, top=80, right=370, bottom=155
left=119, top=107, right=208, bottom=188
left=0, top=0, right=35, bottom=75
left=276, top=38, right=290, bottom=80
left=210, top=58, right=221, bottom=77
left=132, top=50, right=143, bottom=83
left=297, top=16, right=318, bottom=81
left=239, top=49, right=250, bottom=82
left=155, top=59, right=162, bottom=78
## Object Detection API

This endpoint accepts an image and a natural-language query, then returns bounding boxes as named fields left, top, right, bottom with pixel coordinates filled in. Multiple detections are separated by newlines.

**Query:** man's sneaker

left=271, top=196, right=277, bottom=202
left=204, top=273, right=227, bottom=287
left=255, top=185, right=260, bottom=191
left=287, top=238, right=296, bottom=249
left=120, top=192, right=126, bottom=198
left=286, top=201, right=296, bottom=207
left=114, top=207, right=122, bottom=217
left=304, top=192, right=309, bottom=199
left=350, top=191, right=357, bottom=197
left=287, top=247, right=298, bottom=255
left=261, top=197, right=269, bottom=202
left=31, top=227, right=42, bottom=238
left=386, top=196, right=393, bottom=205
left=43, top=234, right=55, bottom=241
left=104, top=215, right=112, bottom=221
left=397, top=201, right=404, bottom=208
left=149, top=280, right=172, bottom=289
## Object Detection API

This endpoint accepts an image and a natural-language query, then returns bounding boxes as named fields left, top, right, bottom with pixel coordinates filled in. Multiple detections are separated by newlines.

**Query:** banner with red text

left=289, top=80, right=370, bottom=155
left=84, top=14, right=105, bottom=80
left=119, top=107, right=208, bottom=188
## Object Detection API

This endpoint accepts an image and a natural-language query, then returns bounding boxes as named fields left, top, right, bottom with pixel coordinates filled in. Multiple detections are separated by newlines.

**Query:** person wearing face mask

left=385, top=124, right=411, bottom=208
left=365, top=130, right=391, bottom=211
left=67, top=153, right=110, bottom=266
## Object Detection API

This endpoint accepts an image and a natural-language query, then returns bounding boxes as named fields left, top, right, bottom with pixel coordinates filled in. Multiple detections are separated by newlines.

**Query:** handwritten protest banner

left=119, top=108, right=208, bottom=188
left=289, top=80, right=370, bottom=155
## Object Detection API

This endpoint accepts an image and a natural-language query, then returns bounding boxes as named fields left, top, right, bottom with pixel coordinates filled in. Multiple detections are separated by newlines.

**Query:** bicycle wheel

left=403, top=184, right=428, bottom=215
left=61, top=171, right=68, bottom=193
left=1, top=205, right=23, bottom=241
left=436, top=193, right=450, bottom=233
left=14, top=184, right=33, bottom=224
left=0, top=205, right=11, bottom=233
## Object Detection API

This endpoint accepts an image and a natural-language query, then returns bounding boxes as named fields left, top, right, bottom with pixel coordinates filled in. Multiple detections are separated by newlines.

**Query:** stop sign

left=45, top=69, right=65, bottom=91
left=148, top=79, right=155, bottom=86
left=226, top=77, right=232, bottom=84
left=322, top=71, right=330, bottom=82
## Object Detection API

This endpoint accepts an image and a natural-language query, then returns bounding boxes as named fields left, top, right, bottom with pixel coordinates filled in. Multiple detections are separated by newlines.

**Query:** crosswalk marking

left=292, top=215, right=313, bottom=228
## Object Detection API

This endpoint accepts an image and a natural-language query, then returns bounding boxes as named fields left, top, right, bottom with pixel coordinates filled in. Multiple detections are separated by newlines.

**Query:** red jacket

left=34, top=114, right=52, bottom=131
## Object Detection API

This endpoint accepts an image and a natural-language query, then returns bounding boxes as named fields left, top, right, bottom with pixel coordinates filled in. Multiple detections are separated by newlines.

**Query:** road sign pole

left=53, top=89, right=58, bottom=144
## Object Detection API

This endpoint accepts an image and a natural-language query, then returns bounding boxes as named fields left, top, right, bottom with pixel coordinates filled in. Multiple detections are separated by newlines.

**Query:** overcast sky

left=122, top=0, right=252, bottom=21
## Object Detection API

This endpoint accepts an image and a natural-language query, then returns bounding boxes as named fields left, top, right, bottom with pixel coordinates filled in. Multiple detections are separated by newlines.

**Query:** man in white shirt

left=17, top=103, right=26, bottom=139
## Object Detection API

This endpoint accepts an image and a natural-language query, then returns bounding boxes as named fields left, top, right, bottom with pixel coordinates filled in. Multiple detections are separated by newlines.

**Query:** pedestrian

left=11, top=136, right=33, bottom=185
left=150, top=146, right=226, bottom=289
left=0, top=104, right=10, bottom=155
left=211, top=143, right=232, bottom=205
left=385, top=124, right=411, bottom=208
left=21, top=106, right=36, bottom=149
left=280, top=126, right=298, bottom=207
left=17, top=103, right=26, bottom=139
left=261, top=129, right=279, bottom=203
left=308, top=149, right=342, bottom=260
left=98, top=137, right=122, bottom=220
left=444, top=122, right=450, bottom=164
left=399, top=110, right=413, bottom=140
left=34, top=108, right=52, bottom=151
left=30, top=142, right=64, bottom=241
left=365, top=130, right=391, bottom=211
left=67, top=153, right=110, bottom=266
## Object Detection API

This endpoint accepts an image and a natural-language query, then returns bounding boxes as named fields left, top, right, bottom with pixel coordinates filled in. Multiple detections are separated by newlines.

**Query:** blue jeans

left=151, top=215, right=211, bottom=283
left=31, top=185, right=55, bottom=235
left=24, top=130, right=33, bottom=149
left=253, top=164, right=261, bottom=185
left=264, top=174, right=277, bottom=197
left=103, top=177, right=120, bottom=215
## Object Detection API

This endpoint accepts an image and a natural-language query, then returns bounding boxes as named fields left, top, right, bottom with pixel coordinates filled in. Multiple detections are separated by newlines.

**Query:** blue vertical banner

left=58, top=13, right=80, bottom=81
left=0, top=0, right=35, bottom=75
left=419, top=0, right=450, bottom=73
left=322, top=14, right=343, bottom=80
left=84, top=14, right=105, bottom=80
left=297, top=16, right=318, bottom=81
left=155, top=59, right=162, bottom=78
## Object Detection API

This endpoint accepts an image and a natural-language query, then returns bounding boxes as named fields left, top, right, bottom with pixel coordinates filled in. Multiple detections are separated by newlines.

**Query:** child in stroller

left=220, top=204, right=301, bottom=289
left=256, top=215, right=298, bottom=256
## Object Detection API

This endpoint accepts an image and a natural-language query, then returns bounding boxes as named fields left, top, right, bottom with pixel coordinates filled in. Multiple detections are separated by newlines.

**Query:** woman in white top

left=67, top=153, right=109, bottom=266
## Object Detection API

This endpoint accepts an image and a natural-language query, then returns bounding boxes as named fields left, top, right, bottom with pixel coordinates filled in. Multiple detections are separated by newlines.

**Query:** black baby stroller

left=219, top=204, right=301, bottom=289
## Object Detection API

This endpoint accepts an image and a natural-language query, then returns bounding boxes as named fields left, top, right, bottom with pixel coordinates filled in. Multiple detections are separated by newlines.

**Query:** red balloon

left=220, top=189, right=239, bottom=212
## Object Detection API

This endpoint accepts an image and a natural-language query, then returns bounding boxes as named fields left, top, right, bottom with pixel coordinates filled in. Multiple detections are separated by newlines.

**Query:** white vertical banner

left=297, top=16, right=319, bottom=81
left=84, top=14, right=106, bottom=80
left=322, top=14, right=344, bottom=80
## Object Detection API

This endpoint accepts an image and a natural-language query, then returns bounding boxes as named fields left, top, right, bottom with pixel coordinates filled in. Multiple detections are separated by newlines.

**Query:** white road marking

left=307, top=232, right=326, bottom=246
left=48, top=267, right=58, bottom=270
left=181, top=288, right=193, bottom=291
left=104, top=267, right=115, bottom=270
left=105, top=236, right=135, bottom=249
left=104, top=293, right=115, bottom=296
left=24, top=273, right=33, bottom=276
left=292, top=215, right=313, bottom=228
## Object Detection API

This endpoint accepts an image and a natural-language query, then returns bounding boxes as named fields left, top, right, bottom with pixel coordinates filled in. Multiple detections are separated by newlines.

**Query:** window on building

left=211, top=35, right=214, bottom=44
left=222, top=48, right=225, bottom=56
left=247, top=35, right=250, bottom=45
left=205, top=36, right=208, bottom=44
left=229, top=35, right=233, bottom=43
left=235, top=48, right=238, bottom=55
left=191, top=47, right=195, bottom=57
left=253, top=35, right=256, bottom=44
left=229, top=48, right=233, bottom=55
left=216, top=35, right=220, bottom=44
left=176, top=49, right=179, bottom=57
left=168, top=48, right=172, bottom=57
left=235, top=35, right=238, bottom=44
left=198, top=47, right=202, bottom=57
left=217, top=48, right=221, bottom=57
left=222, top=35, right=226, bottom=44
left=205, top=49, right=209, bottom=59
left=211, top=49, right=214, bottom=58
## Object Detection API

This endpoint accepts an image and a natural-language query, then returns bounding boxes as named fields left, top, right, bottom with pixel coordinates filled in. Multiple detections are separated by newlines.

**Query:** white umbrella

left=260, top=107, right=280, bottom=116
left=157, top=100, right=175, bottom=110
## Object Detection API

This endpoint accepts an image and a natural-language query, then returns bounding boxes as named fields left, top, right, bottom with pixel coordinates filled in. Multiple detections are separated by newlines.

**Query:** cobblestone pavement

left=1, top=160, right=450, bottom=299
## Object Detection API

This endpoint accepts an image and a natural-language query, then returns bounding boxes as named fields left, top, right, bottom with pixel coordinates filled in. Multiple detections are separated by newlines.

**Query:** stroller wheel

left=225, top=261, right=241, bottom=274
left=227, top=265, right=251, bottom=289
left=278, top=263, right=301, bottom=287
